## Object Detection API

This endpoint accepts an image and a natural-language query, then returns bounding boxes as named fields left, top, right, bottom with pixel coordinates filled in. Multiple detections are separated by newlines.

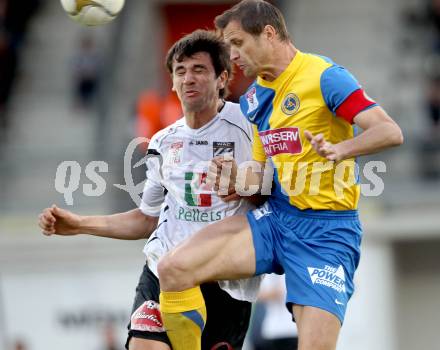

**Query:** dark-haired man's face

left=223, top=20, right=267, bottom=78
left=171, top=52, right=226, bottom=113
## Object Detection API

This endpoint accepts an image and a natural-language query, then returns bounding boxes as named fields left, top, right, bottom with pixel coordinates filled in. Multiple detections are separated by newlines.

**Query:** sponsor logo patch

left=176, top=207, right=224, bottom=222
left=213, top=141, right=235, bottom=157
left=307, top=265, right=346, bottom=293
left=281, top=93, right=300, bottom=115
left=259, top=127, right=302, bottom=157
left=130, top=300, right=165, bottom=332
left=189, top=140, right=208, bottom=146
left=246, top=86, right=259, bottom=114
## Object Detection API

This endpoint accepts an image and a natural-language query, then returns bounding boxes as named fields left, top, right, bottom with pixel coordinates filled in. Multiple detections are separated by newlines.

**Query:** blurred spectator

left=99, top=323, right=122, bottom=350
left=71, top=34, right=102, bottom=112
left=423, top=54, right=440, bottom=136
left=426, top=76, right=440, bottom=135
left=402, top=0, right=440, bottom=131
left=160, top=91, right=183, bottom=127
left=403, top=1, right=440, bottom=179
left=418, top=74, right=440, bottom=180
left=11, top=338, right=28, bottom=350
left=403, top=0, right=440, bottom=51
left=250, top=274, right=298, bottom=350
left=133, top=89, right=182, bottom=141
left=0, top=0, right=40, bottom=131
left=134, top=89, right=162, bottom=140
left=427, top=0, right=440, bottom=52
left=0, top=30, right=17, bottom=131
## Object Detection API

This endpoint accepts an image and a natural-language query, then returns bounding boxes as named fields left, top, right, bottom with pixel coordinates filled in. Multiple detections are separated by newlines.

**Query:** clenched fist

left=38, top=205, right=82, bottom=236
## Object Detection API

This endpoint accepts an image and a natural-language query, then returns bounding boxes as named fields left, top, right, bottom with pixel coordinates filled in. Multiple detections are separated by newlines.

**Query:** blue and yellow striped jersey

left=239, top=50, right=376, bottom=210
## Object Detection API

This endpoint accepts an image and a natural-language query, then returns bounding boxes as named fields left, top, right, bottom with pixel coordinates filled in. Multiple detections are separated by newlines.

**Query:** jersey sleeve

left=321, top=65, right=377, bottom=124
left=139, top=147, right=165, bottom=217
left=252, top=124, right=267, bottom=162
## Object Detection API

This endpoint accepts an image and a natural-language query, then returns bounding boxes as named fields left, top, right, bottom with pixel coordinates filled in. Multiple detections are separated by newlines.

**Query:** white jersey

left=139, top=102, right=262, bottom=302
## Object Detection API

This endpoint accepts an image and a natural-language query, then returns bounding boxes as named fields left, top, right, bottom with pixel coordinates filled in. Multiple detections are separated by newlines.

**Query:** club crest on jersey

left=213, top=141, right=235, bottom=157
left=281, top=93, right=300, bottom=116
left=246, top=86, right=259, bottom=114
left=167, top=141, right=183, bottom=164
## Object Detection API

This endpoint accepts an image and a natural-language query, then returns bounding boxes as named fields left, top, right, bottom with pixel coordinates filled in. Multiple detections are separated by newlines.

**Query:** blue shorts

left=247, top=199, right=363, bottom=324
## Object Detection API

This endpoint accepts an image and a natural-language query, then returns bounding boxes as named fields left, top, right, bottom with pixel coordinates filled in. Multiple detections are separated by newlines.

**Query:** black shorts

left=126, top=263, right=252, bottom=350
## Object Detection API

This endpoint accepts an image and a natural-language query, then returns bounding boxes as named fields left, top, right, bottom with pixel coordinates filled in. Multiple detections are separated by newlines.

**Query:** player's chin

left=182, top=99, right=204, bottom=112
left=242, top=67, right=256, bottom=78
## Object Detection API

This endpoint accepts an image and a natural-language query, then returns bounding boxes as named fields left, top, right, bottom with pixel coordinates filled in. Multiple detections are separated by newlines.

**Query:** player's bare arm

left=38, top=206, right=158, bottom=240
left=305, top=106, right=403, bottom=161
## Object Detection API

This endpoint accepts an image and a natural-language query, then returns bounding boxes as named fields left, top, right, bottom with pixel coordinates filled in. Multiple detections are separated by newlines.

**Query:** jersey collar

left=257, top=50, right=304, bottom=88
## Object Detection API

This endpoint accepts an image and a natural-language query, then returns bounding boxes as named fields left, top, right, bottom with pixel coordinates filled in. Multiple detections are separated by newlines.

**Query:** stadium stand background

left=0, top=0, right=439, bottom=349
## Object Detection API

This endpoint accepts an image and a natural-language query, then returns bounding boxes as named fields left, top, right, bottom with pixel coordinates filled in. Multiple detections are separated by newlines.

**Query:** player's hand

left=207, top=156, right=238, bottom=197
left=38, top=205, right=82, bottom=236
left=304, top=130, right=343, bottom=161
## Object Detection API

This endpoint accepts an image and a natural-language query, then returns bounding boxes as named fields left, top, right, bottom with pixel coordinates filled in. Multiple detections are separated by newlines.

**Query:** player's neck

left=260, top=43, right=297, bottom=82
left=184, top=99, right=224, bottom=129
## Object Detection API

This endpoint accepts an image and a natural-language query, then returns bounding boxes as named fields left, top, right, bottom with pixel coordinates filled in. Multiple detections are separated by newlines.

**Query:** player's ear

left=217, top=70, right=228, bottom=90
left=170, top=69, right=177, bottom=91
left=263, top=25, right=276, bottom=41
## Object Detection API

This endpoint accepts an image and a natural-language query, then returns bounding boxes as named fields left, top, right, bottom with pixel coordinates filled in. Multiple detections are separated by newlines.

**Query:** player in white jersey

left=142, top=101, right=260, bottom=301
left=38, top=30, right=261, bottom=350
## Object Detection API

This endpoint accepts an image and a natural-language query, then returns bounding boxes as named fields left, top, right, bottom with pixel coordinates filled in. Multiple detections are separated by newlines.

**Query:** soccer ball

left=60, top=0, right=125, bottom=26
